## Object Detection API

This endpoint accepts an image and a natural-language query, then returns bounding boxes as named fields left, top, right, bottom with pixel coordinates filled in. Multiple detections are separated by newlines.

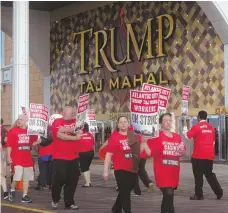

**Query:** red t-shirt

left=187, top=121, right=215, bottom=160
left=107, top=131, right=140, bottom=173
left=51, top=118, right=80, bottom=160
left=147, top=132, right=184, bottom=188
left=39, top=143, right=53, bottom=157
left=79, top=132, right=94, bottom=153
left=7, top=127, right=37, bottom=167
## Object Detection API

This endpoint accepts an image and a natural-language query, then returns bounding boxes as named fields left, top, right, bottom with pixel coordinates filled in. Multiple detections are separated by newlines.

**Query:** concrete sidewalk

left=1, top=161, right=228, bottom=213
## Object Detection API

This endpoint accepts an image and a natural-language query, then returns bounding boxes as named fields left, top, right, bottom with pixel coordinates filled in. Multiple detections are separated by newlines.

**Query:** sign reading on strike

left=27, top=103, right=49, bottom=138
left=142, top=83, right=171, bottom=115
left=130, top=90, right=159, bottom=138
left=76, top=94, right=89, bottom=129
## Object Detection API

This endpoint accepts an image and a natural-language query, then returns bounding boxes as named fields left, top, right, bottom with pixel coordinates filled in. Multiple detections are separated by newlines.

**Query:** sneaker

left=65, top=204, right=79, bottom=210
left=21, top=195, right=32, bottom=203
left=9, top=190, right=15, bottom=202
left=82, top=183, right=91, bottom=188
left=190, top=195, right=204, bottom=200
left=4, top=192, right=9, bottom=200
left=148, top=183, right=153, bottom=192
left=51, top=201, right=58, bottom=209
left=217, top=189, right=223, bottom=200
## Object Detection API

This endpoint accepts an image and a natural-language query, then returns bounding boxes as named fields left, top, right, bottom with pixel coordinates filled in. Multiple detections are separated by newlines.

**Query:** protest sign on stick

left=130, top=90, right=159, bottom=138
left=181, top=85, right=190, bottom=116
left=142, top=83, right=171, bottom=116
left=27, top=103, right=49, bottom=138
left=86, top=109, right=98, bottom=134
left=76, top=94, right=89, bottom=129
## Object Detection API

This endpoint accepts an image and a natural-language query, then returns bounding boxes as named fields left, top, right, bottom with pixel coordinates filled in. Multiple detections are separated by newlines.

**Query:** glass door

left=221, top=115, right=228, bottom=160
left=94, top=120, right=115, bottom=157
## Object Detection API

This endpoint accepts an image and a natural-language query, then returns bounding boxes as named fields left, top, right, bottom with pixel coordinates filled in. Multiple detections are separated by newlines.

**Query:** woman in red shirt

left=79, top=123, right=95, bottom=187
left=141, top=113, right=185, bottom=213
left=103, top=116, right=140, bottom=213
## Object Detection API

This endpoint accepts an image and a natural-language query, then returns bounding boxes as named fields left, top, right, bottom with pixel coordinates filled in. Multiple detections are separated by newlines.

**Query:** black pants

left=191, top=158, right=222, bottom=197
left=160, top=188, right=175, bottom=213
left=133, top=159, right=152, bottom=194
left=38, top=159, right=52, bottom=186
left=113, top=170, right=137, bottom=213
left=52, top=158, right=80, bottom=208
left=79, top=150, right=94, bottom=172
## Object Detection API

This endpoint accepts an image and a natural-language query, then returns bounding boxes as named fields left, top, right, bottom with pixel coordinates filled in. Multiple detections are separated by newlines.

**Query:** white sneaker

left=51, top=201, right=58, bottom=209
left=66, top=204, right=79, bottom=210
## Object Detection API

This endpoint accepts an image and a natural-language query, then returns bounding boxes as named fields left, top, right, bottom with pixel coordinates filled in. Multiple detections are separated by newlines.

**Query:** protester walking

left=103, top=116, right=140, bottom=213
left=7, top=115, right=38, bottom=203
left=35, top=114, right=63, bottom=191
left=141, top=113, right=185, bottom=213
left=133, top=146, right=153, bottom=195
left=35, top=128, right=53, bottom=190
left=131, top=125, right=153, bottom=196
left=79, top=123, right=95, bottom=187
left=51, top=106, right=82, bottom=210
left=183, top=110, right=223, bottom=200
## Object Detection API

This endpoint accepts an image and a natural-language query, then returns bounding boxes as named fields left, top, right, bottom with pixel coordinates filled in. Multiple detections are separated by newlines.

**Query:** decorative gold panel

left=50, top=1, right=224, bottom=114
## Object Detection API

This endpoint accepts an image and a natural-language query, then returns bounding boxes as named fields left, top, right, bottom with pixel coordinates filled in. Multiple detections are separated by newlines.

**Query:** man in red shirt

left=51, top=106, right=82, bottom=210
left=183, top=111, right=223, bottom=200
left=7, top=115, right=38, bottom=203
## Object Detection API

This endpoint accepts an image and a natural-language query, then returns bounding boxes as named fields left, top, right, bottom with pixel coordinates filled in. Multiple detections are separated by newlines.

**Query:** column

left=224, top=44, right=228, bottom=106
left=12, top=1, right=29, bottom=124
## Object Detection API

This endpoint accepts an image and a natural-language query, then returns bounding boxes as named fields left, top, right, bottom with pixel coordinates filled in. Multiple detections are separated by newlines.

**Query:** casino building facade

left=1, top=1, right=228, bottom=160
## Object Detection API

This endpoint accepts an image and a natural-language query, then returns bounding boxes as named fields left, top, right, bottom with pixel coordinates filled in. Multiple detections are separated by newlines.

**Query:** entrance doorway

left=94, top=120, right=115, bottom=157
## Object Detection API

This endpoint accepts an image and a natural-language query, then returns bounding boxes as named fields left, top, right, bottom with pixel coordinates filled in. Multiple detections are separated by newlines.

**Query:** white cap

left=49, top=114, right=63, bottom=126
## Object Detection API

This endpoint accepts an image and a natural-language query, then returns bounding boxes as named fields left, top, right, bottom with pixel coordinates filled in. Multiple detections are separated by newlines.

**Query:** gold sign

left=80, top=71, right=168, bottom=93
left=215, top=107, right=228, bottom=114
left=73, top=14, right=175, bottom=74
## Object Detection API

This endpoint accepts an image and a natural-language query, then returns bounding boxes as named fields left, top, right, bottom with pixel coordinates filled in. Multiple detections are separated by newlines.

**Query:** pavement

left=1, top=160, right=228, bottom=213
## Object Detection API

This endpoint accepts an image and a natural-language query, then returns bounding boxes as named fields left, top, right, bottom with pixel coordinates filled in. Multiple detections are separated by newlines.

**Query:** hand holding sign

left=178, top=142, right=186, bottom=156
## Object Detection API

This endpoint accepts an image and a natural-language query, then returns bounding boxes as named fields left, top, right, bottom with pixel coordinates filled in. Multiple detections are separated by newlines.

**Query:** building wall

left=50, top=1, right=224, bottom=117
left=1, top=34, right=44, bottom=127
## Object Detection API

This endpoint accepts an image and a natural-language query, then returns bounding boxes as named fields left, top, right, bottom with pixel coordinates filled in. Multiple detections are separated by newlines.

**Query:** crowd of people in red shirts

left=0, top=109, right=224, bottom=213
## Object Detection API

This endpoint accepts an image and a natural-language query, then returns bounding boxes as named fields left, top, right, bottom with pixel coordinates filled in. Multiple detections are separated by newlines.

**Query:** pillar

left=225, top=45, right=228, bottom=106
left=12, top=1, right=29, bottom=124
